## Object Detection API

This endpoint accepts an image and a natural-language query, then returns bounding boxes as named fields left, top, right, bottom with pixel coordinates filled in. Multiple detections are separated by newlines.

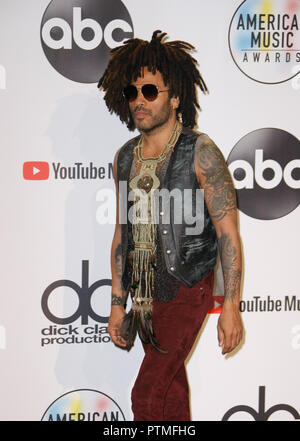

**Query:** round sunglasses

left=123, top=84, right=169, bottom=102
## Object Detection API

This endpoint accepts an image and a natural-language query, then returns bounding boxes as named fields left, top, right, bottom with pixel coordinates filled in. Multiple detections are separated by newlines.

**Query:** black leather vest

left=117, top=127, right=218, bottom=290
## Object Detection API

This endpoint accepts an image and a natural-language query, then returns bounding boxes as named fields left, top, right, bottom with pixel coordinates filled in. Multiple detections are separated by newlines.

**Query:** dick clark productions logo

left=223, top=386, right=300, bottom=421
left=40, top=0, right=134, bottom=83
left=41, top=260, right=109, bottom=325
left=227, top=128, right=300, bottom=220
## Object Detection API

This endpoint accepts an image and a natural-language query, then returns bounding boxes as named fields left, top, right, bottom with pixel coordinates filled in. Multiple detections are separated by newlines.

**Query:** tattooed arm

left=108, top=147, right=128, bottom=348
left=195, top=134, right=243, bottom=355
left=111, top=241, right=128, bottom=308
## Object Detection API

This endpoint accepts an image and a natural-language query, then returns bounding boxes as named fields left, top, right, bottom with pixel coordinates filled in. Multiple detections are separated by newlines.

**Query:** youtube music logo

left=23, top=161, right=49, bottom=180
left=208, top=296, right=224, bottom=314
left=23, top=161, right=112, bottom=180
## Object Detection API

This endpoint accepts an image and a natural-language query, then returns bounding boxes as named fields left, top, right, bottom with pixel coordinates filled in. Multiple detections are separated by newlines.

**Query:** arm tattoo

left=196, top=139, right=237, bottom=221
left=115, top=243, right=122, bottom=279
left=111, top=243, right=128, bottom=307
left=111, top=293, right=126, bottom=306
left=218, top=234, right=241, bottom=301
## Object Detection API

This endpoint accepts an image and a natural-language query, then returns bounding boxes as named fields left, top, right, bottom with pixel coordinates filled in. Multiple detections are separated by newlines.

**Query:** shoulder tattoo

left=195, top=137, right=237, bottom=221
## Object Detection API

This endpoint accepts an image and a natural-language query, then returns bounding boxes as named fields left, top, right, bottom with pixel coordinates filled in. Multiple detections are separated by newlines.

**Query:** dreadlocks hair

left=97, top=30, right=209, bottom=131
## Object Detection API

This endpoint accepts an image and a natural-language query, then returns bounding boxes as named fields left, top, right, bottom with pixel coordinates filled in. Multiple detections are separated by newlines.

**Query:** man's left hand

left=217, top=303, right=243, bottom=355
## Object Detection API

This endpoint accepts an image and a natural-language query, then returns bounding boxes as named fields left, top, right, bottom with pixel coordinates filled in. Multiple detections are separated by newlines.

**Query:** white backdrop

left=0, top=0, right=299, bottom=421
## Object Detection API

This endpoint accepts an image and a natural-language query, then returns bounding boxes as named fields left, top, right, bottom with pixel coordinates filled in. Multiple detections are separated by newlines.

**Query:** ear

left=170, top=96, right=180, bottom=110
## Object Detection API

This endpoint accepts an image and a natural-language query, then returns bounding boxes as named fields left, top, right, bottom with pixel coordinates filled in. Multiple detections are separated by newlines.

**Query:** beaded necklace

left=121, top=121, right=182, bottom=353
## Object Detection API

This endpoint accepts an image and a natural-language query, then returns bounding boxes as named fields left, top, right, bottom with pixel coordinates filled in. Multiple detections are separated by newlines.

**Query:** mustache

left=132, top=105, right=152, bottom=115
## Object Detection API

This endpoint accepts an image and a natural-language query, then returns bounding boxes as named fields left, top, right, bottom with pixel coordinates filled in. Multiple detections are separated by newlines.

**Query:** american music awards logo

left=228, top=0, right=300, bottom=84
left=42, top=389, right=126, bottom=421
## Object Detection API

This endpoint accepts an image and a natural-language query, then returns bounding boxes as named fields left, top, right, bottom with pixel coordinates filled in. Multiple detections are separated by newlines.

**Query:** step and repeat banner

left=0, top=0, right=299, bottom=421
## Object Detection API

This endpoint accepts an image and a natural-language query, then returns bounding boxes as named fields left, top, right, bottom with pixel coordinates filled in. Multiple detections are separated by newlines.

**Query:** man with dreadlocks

left=98, top=30, right=243, bottom=421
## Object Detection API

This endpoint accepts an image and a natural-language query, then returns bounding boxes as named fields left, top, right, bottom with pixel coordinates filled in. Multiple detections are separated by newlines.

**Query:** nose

left=132, top=86, right=146, bottom=106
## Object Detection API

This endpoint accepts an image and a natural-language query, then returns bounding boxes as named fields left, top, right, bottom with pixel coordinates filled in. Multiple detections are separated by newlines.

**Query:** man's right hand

left=108, top=306, right=127, bottom=348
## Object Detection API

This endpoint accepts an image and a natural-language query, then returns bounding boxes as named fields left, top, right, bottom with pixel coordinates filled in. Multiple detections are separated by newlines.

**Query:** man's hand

left=108, top=306, right=127, bottom=348
left=217, top=303, right=243, bottom=355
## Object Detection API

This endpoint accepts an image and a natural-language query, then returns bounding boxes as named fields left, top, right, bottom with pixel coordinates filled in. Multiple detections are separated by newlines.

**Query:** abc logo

left=40, top=0, right=134, bottom=83
left=227, top=128, right=300, bottom=220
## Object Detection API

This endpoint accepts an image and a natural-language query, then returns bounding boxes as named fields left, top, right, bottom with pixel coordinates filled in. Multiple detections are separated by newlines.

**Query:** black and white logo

left=227, top=128, right=300, bottom=220
left=41, top=260, right=110, bottom=325
left=40, top=0, right=134, bottom=83
left=223, top=386, right=300, bottom=421
left=40, top=261, right=111, bottom=346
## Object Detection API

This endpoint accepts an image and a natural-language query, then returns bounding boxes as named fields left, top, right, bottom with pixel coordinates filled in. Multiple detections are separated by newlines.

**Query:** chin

left=138, top=121, right=166, bottom=135
left=135, top=121, right=153, bottom=133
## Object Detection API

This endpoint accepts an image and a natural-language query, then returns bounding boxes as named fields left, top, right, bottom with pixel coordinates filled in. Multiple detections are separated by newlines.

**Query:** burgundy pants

left=131, top=270, right=214, bottom=421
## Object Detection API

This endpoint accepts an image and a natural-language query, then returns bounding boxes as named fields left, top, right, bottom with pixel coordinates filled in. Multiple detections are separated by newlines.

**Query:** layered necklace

left=120, top=120, right=182, bottom=353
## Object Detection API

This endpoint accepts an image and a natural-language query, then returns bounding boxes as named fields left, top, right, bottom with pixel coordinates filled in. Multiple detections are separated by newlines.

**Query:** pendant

left=129, top=160, right=160, bottom=193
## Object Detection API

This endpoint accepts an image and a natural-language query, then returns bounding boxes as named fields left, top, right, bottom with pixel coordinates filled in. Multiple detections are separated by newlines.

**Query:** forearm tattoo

left=115, top=243, right=122, bottom=279
left=111, top=293, right=126, bottom=306
left=195, top=139, right=237, bottom=221
left=111, top=243, right=128, bottom=307
left=218, top=234, right=241, bottom=301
